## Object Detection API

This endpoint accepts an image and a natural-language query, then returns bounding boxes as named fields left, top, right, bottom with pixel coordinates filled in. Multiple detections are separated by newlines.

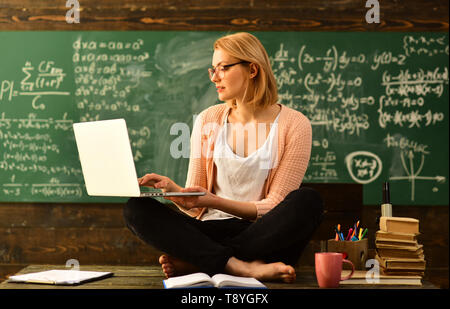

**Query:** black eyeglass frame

left=208, top=61, right=250, bottom=79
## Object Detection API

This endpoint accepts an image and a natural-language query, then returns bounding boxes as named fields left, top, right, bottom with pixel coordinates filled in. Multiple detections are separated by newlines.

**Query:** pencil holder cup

left=327, top=238, right=368, bottom=270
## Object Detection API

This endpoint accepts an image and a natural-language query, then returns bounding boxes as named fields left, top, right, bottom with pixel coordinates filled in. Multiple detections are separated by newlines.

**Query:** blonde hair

left=213, top=32, right=278, bottom=109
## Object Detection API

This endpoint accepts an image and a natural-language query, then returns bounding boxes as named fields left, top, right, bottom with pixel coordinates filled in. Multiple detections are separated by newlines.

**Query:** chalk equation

left=345, top=151, right=383, bottom=185
left=0, top=61, right=70, bottom=110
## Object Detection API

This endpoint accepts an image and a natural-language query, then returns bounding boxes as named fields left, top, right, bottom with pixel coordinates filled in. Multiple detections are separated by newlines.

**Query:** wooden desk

left=0, top=265, right=437, bottom=289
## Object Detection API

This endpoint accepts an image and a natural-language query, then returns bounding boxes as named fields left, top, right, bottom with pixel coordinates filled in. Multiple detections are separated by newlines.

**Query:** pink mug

left=315, top=252, right=354, bottom=288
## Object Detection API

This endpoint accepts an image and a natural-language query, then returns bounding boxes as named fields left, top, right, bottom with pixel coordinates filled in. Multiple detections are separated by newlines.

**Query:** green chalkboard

left=0, top=31, right=448, bottom=205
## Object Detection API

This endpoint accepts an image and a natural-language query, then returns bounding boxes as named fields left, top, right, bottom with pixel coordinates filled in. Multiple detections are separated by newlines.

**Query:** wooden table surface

left=0, top=265, right=437, bottom=289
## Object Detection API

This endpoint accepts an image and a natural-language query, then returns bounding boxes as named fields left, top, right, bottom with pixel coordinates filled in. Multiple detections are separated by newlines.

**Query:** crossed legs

left=123, top=187, right=323, bottom=283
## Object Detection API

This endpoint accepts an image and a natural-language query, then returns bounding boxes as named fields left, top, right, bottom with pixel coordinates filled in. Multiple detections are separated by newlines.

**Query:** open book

left=8, top=269, right=113, bottom=285
left=163, top=273, right=267, bottom=289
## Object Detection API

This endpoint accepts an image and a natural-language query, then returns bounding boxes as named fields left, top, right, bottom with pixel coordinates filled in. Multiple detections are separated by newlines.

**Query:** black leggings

left=123, top=187, right=323, bottom=276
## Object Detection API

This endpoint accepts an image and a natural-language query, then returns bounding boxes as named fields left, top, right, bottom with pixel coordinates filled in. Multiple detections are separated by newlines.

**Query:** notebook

left=8, top=270, right=113, bottom=286
left=73, top=118, right=205, bottom=198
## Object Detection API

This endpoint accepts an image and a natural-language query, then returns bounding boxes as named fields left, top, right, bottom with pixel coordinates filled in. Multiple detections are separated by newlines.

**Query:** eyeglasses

left=208, top=61, right=249, bottom=80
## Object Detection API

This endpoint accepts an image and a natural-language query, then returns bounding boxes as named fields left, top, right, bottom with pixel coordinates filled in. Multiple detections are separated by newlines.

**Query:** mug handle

left=340, top=259, right=355, bottom=281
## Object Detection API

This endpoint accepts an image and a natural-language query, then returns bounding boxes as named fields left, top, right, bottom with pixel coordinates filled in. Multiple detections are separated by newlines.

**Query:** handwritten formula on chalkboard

left=0, top=32, right=448, bottom=205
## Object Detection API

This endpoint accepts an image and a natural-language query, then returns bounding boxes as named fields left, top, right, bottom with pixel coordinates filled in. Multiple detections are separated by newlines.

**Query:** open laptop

left=73, top=118, right=205, bottom=198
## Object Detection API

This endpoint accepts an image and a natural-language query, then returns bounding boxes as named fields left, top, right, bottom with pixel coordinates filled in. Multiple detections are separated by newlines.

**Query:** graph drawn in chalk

left=389, top=150, right=446, bottom=201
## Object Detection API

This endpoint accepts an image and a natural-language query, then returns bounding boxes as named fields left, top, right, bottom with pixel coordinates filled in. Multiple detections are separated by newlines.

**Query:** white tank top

left=201, top=110, right=280, bottom=221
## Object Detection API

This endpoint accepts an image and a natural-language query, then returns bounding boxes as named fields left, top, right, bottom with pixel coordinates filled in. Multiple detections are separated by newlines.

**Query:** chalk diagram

left=346, top=150, right=446, bottom=202
left=389, top=150, right=446, bottom=201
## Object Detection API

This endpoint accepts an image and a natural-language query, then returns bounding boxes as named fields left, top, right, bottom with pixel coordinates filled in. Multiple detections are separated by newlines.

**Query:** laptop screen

left=73, top=119, right=141, bottom=197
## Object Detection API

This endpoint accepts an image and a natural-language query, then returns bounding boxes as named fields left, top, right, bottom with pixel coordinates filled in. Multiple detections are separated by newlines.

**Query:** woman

left=123, top=32, right=323, bottom=283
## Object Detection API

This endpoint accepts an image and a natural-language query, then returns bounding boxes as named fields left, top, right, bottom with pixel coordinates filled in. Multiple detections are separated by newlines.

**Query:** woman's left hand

left=164, top=186, right=215, bottom=210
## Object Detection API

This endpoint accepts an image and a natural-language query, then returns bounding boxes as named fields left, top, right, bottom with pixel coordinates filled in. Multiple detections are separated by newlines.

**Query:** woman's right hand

left=138, top=173, right=180, bottom=193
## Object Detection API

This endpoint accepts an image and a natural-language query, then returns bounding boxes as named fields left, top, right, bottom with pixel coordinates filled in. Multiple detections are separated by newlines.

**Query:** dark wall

left=0, top=0, right=448, bottom=31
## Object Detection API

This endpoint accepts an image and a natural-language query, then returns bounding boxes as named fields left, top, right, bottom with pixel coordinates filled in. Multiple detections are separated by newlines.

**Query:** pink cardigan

left=184, top=103, right=312, bottom=220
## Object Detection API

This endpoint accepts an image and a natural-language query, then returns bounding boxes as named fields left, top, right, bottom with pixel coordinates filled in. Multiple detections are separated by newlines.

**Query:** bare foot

left=158, top=254, right=200, bottom=278
left=225, top=257, right=296, bottom=283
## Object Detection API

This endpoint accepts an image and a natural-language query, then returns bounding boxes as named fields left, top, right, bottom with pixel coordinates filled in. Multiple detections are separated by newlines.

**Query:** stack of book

left=375, top=217, right=426, bottom=277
